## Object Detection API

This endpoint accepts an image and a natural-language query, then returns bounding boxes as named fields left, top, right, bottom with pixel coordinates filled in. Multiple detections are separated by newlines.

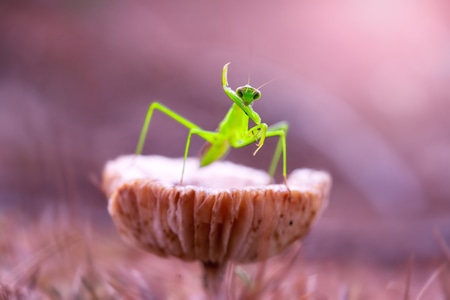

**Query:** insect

left=136, top=63, right=288, bottom=184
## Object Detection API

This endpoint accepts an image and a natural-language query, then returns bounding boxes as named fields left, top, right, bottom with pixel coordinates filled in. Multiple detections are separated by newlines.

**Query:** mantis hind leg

left=181, top=128, right=220, bottom=184
left=136, top=102, right=204, bottom=155
left=136, top=102, right=218, bottom=183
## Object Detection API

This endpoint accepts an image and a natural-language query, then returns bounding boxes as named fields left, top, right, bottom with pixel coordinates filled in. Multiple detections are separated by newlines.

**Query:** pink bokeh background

left=0, top=0, right=449, bottom=262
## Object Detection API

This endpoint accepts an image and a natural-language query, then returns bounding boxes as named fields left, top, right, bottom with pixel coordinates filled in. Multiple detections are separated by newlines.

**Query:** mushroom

left=103, top=155, right=331, bottom=298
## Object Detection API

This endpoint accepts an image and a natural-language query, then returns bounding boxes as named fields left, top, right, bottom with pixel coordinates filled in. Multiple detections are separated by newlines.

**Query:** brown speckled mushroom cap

left=103, top=155, right=331, bottom=264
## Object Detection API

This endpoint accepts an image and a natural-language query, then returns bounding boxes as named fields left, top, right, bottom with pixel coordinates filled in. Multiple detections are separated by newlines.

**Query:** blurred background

left=1, top=0, right=449, bottom=271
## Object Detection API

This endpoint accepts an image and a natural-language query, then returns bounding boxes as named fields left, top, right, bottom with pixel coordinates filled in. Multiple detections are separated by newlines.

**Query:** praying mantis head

left=223, top=62, right=269, bottom=107
left=236, top=84, right=262, bottom=106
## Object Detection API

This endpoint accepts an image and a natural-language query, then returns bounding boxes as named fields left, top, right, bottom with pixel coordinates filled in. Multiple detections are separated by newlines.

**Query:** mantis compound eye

left=252, top=90, right=261, bottom=100
left=236, top=89, right=244, bottom=98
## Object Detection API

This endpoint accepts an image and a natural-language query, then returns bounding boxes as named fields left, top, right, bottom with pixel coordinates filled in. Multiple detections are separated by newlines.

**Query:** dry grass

left=0, top=212, right=448, bottom=300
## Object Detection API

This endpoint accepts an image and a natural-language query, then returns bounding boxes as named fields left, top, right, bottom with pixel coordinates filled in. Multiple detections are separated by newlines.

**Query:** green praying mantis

left=136, top=63, right=288, bottom=184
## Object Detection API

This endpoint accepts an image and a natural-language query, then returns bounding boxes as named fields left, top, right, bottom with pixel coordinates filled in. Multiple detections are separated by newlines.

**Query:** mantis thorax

left=236, top=84, right=261, bottom=106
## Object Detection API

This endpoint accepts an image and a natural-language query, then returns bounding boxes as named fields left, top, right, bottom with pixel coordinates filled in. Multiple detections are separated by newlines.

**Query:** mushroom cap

left=103, top=155, right=331, bottom=264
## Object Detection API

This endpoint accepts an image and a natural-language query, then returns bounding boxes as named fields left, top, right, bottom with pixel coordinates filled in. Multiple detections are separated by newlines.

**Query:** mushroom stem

left=202, top=261, right=227, bottom=299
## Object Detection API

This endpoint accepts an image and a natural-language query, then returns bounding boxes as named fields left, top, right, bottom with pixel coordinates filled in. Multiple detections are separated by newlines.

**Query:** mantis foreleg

left=222, top=63, right=262, bottom=125
left=248, top=123, right=268, bottom=155
left=231, top=121, right=288, bottom=182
